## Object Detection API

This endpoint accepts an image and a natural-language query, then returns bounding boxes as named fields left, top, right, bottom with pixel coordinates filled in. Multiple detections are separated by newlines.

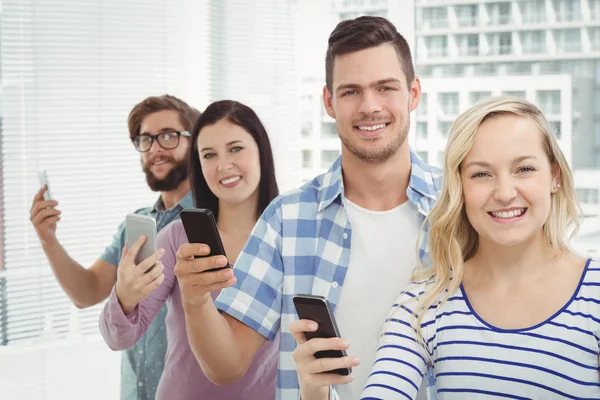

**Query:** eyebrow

left=200, top=140, right=243, bottom=152
left=335, top=78, right=402, bottom=93
left=464, top=155, right=538, bottom=169
left=140, top=127, right=180, bottom=135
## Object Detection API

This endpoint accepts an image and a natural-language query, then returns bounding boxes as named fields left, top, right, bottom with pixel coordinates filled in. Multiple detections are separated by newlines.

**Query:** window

left=595, top=124, right=600, bottom=146
left=554, top=0, right=581, bottom=22
left=590, top=28, right=600, bottom=52
left=417, top=151, right=429, bottom=163
left=419, top=93, right=429, bottom=115
left=487, top=2, right=511, bottom=25
left=520, top=0, right=546, bottom=23
left=424, top=7, right=448, bottom=29
left=302, top=150, right=313, bottom=168
left=521, top=31, right=546, bottom=54
left=549, top=121, right=562, bottom=139
left=591, top=0, right=600, bottom=20
left=427, top=36, right=448, bottom=58
left=321, top=122, right=338, bottom=138
left=437, top=151, right=445, bottom=167
left=1, top=0, right=301, bottom=398
left=457, top=35, right=479, bottom=56
left=321, top=150, right=340, bottom=169
left=301, top=122, right=312, bottom=138
left=438, top=92, right=459, bottom=115
left=487, top=33, right=512, bottom=55
left=456, top=5, right=478, bottom=27
left=438, top=121, right=453, bottom=138
left=555, top=29, right=581, bottom=53
left=417, top=122, right=428, bottom=139
left=470, top=91, right=492, bottom=106
left=537, top=90, right=561, bottom=115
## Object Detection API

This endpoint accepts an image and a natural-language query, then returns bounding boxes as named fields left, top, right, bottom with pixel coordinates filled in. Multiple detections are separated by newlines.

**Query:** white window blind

left=0, top=0, right=208, bottom=347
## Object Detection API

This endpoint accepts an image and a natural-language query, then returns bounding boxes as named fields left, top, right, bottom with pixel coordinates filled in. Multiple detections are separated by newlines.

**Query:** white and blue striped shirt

left=362, top=258, right=600, bottom=400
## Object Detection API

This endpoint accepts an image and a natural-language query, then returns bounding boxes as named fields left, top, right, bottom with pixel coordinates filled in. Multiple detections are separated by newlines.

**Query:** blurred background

left=0, top=0, right=598, bottom=398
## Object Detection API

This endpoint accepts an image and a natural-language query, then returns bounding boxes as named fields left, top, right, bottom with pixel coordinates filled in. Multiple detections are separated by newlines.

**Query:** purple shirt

left=100, top=220, right=278, bottom=400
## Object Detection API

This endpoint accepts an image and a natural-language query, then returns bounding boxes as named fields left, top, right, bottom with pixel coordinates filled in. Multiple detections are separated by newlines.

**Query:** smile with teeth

left=221, top=176, right=241, bottom=185
left=357, top=123, right=388, bottom=131
left=489, top=208, right=527, bottom=219
left=152, top=159, right=168, bottom=166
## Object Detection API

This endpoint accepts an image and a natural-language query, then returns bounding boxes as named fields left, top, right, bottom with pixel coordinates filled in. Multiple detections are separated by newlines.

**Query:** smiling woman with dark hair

left=99, top=100, right=280, bottom=400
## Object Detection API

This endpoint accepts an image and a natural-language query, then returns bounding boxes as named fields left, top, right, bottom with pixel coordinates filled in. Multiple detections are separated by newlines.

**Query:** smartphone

left=180, top=208, right=230, bottom=272
left=292, top=294, right=351, bottom=375
left=125, top=214, right=157, bottom=266
left=37, top=169, right=53, bottom=201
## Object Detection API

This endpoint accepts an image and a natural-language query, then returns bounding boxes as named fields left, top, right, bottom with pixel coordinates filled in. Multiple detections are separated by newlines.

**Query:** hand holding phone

left=174, top=208, right=236, bottom=308
left=292, top=294, right=353, bottom=375
left=289, top=294, right=357, bottom=398
left=116, top=214, right=165, bottom=314
left=30, top=170, right=61, bottom=246
left=180, top=208, right=231, bottom=272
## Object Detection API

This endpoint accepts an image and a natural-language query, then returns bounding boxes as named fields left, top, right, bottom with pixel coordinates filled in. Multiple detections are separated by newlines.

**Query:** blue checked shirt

left=215, top=150, right=442, bottom=400
left=100, top=192, right=193, bottom=400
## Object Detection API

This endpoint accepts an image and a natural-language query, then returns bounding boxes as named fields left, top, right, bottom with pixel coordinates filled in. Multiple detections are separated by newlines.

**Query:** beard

left=142, top=155, right=189, bottom=192
left=340, top=112, right=410, bottom=164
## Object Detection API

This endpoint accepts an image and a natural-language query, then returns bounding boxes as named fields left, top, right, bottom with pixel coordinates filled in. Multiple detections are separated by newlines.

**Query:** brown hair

left=127, top=94, right=200, bottom=139
left=325, top=16, right=415, bottom=93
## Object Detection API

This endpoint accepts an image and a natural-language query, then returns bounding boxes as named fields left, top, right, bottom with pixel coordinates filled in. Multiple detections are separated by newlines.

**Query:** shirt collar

left=317, top=148, right=441, bottom=214
left=153, top=191, right=194, bottom=212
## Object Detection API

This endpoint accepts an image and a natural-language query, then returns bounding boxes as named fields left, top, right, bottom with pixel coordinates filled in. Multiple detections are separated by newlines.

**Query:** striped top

left=361, top=258, right=600, bottom=400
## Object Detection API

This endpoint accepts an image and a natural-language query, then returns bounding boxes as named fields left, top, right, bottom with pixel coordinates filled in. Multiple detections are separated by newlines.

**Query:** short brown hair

left=325, top=16, right=414, bottom=93
left=127, top=94, right=201, bottom=140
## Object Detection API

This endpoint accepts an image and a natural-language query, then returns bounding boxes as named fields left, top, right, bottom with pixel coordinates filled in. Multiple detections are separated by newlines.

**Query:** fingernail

left=158, top=248, right=165, bottom=255
left=340, top=340, right=350, bottom=348
left=351, top=357, right=360, bottom=365
left=140, top=235, right=146, bottom=240
left=217, top=256, right=228, bottom=265
left=308, top=321, right=318, bottom=330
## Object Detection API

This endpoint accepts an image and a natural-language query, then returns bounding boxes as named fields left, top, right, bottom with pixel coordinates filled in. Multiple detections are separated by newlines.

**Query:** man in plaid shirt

left=173, top=16, right=441, bottom=400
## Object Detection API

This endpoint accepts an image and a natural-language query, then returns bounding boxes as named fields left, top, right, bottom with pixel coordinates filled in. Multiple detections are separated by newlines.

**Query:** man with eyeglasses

left=29, top=94, right=200, bottom=400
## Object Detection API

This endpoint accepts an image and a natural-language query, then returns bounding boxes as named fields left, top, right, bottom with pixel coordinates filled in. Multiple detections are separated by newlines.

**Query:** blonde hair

left=408, top=96, right=581, bottom=355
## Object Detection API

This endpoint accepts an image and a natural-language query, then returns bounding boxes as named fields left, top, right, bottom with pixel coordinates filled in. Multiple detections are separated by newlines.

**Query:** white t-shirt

left=334, top=198, right=424, bottom=399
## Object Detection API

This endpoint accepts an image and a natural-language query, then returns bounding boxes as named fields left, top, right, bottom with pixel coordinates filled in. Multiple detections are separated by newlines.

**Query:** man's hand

left=290, top=319, right=360, bottom=400
left=115, top=235, right=165, bottom=314
left=30, top=185, right=61, bottom=247
left=174, top=243, right=236, bottom=309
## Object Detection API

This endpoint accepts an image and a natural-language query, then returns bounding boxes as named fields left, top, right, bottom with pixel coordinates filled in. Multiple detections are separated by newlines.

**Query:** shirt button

left=138, top=382, right=143, bottom=388
left=332, top=281, right=339, bottom=288
left=342, top=232, right=348, bottom=240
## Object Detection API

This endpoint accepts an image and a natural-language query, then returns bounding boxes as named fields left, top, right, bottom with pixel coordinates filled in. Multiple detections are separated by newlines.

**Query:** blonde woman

left=360, top=97, right=599, bottom=399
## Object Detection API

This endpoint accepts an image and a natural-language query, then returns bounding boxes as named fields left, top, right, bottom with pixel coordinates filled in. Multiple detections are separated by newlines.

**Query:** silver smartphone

left=37, top=169, right=53, bottom=201
left=125, top=214, right=157, bottom=265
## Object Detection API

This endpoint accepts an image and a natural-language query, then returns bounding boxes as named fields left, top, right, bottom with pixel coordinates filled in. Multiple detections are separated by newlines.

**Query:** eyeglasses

left=132, top=131, right=191, bottom=152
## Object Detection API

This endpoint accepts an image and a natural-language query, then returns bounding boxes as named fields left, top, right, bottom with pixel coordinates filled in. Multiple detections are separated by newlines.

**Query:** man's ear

left=408, top=77, right=421, bottom=113
left=323, top=85, right=336, bottom=119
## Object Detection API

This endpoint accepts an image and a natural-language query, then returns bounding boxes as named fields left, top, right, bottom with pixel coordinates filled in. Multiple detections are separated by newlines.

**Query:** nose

left=217, top=154, right=233, bottom=172
left=358, top=90, right=383, bottom=115
left=493, top=175, right=518, bottom=204
left=148, top=137, right=164, bottom=155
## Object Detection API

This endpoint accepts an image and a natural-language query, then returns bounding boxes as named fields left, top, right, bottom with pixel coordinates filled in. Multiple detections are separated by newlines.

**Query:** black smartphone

left=292, top=294, right=351, bottom=376
left=180, top=208, right=231, bottom=272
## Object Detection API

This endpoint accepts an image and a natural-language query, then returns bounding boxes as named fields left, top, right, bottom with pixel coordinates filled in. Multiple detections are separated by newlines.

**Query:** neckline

left=459, top=258, right=592, bottom=333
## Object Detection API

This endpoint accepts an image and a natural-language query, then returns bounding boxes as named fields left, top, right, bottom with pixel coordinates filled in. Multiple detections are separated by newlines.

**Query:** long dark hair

left=188, top=100, right=279, bottom=220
